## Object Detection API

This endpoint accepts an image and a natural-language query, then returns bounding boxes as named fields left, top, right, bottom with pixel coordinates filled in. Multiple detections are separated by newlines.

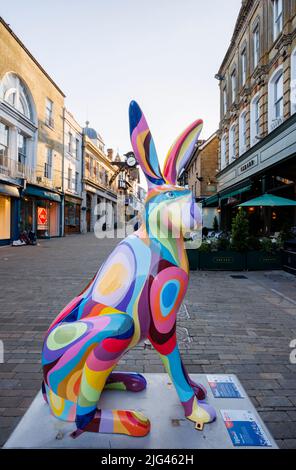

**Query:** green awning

left=203, top=194, right=219, bottom=207
left=0, top=183, right=20, bottom=198
left=238, top=194, right=296, bottom=207
left=220, top=184, right=252, bottom=200
left=24, top=185, right=61, bottom=203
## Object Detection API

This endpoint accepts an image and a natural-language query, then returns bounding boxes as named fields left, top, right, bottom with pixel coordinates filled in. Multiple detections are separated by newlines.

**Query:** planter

left=199, top=251, right=245, bottom=271
left=246, top=251, right=282, bottom=270
left=282, top=249, right=296, bottom=275
left=186, top=249, right=200, bottom=271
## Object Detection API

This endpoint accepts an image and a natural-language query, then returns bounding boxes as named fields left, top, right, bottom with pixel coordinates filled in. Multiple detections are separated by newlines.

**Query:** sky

left=1, top=0, right=241, bottom=170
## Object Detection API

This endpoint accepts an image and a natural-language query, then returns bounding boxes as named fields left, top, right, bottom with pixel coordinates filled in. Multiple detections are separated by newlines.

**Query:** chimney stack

left=107, top=148, right=114, bottom=160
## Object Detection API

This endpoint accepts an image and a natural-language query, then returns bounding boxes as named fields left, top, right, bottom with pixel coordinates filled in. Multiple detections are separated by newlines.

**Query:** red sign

left=37, top=207, right=48, bottom=230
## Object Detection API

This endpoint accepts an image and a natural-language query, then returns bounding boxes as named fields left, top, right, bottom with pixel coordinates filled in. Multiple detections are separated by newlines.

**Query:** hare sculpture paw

left=186, top=399, right=216, bottom=431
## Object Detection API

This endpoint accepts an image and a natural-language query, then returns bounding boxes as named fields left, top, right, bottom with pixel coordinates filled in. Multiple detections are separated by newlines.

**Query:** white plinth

left=3, top=374, right=277, bottom=449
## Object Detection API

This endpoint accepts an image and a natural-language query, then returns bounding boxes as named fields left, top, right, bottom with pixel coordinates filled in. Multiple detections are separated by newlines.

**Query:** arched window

left=0, top=72, right=35, bottom=122
left=250, top=93, right=260, bottom=146
left=229, top=124, right=236, bottom=161
left=220, top=135, right=227, bottom=170
left=239, top=110, right=248, bottom=156
left=291, top=47, right=296, bottom=115
left=268, top=66, right=284, bottom=131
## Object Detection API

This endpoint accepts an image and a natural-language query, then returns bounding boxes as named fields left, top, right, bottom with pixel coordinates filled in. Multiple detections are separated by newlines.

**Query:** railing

left=84, top=169, right=117, bottom=193
left=0, top=155, right=28, bottom=179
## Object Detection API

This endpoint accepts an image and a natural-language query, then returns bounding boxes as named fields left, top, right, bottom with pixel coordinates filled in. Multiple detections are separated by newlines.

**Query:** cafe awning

left=0, top=183, right=20, bottom=198
left=23, top=185, right=61, bottom=203
left=238, top=194, right=296, bottom=207
left=203, top=181, right=252, bottom=207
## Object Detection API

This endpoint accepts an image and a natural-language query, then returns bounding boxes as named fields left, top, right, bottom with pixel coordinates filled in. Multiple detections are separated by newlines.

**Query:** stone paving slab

left=0, top=234, right=296, bottom=448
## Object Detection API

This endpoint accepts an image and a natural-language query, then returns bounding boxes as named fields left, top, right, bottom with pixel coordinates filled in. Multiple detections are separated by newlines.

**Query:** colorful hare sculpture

left=42, top=101, right=216, bottom=438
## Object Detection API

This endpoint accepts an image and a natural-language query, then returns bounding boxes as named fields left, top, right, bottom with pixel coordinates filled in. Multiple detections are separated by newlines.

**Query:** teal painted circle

left=160, top=280, right=180, bottom=317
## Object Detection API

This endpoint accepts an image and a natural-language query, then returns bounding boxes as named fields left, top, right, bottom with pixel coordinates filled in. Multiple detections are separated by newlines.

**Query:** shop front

left=64, top=195, right=82, bottom=234
left=21, top=184, right=62, bottom=238
left=0, top=182, right=20, bottom=245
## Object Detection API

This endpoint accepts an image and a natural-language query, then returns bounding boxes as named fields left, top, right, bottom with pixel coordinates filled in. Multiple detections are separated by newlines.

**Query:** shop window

left=268, top=66, right=284, bottom=131
left=0, top=196, right=11, bottom=240
left=1, top=73, right=35, bottom=122
left=291, top=47, right=296, bottom=115
left=272, top=0, right=283, bottom=41
left=220, top=135, right=227, bottom=170
left=229, top=124, right=236, bottom=161
left=0, top=122, right=9, bottom=168
left=239, top=110, right=247, bottom=156
left=250, top=93, right=260, bottom=146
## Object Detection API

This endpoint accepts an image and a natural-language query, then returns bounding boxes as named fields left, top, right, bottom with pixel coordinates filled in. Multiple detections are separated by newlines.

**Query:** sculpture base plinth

left=3, top=374, right=277, bottom=449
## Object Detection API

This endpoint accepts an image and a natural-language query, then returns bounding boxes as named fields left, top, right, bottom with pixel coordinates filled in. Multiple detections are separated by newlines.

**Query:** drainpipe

left=61, top=107, right=65, bottom=237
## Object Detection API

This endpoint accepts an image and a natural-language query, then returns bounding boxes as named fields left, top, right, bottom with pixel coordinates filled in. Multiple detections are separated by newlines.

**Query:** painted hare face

left=129, top=100, right=203, bottom=238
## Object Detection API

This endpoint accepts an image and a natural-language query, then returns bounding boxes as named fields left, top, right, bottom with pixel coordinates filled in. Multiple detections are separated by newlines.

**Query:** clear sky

left=1, top=0, right=241, bottom=168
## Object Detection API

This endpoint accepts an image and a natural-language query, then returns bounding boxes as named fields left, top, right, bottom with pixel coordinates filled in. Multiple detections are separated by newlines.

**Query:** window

left=75, top=172, right=79, bottom=192
left=89, top=156, right=94, bottom=176
left=231, top=71, right=237, bottom=103
left=68, top=132, right=72, bottom=153
left=223, top=87, right=227, bottom=115
left=250, top=94, right=260, bottom=146
left=0, top=123, right=9, bottom=167
left=241, top=49, right=247, bottom=85
left=274, top=73, right=283, bottom=118
left=44, top=147, right=53, bottom=179
left=253, top=25, right=260, bottom=69
left=1, top=73, right=35, bottom=122
left=273, top=0, right=283, bottom=41
left=239, top=111, right=247, bottom=155
left=68, top=167, right=72, bottom=190
left=45, top=98, right=54, bottom=127
left=18, top=132, right=27, bottom=167
left=220, top=136, right=227, bottom=170
left=75, top=138, right=80, bottom=159
left=229, top=125, right=236, bottom=161
left=268, top=67, right=284, bottom=131
left=291, top=47, right=296, bottom=114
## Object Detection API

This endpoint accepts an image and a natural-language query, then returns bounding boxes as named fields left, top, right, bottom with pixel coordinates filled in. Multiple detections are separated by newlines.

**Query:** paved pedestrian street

left=0, top=234, right=296, bottom=448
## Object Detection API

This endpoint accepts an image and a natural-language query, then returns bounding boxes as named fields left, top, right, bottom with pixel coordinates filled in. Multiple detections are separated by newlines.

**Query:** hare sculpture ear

left=163, top=119, right=203, bottom=185
left=129, top=101, right=165, bottom=187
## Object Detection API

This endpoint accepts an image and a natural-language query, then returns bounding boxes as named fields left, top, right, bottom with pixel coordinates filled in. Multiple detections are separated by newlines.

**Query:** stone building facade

left=0, top=17, right=65, bottom=243
left=185, top=133, right=219, bottom=229
left=205, top=0, right=296, bottom=233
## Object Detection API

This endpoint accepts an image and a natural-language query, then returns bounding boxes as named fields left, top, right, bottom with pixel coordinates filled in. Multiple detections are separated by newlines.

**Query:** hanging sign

left=37, top=207, right=48, bottom=230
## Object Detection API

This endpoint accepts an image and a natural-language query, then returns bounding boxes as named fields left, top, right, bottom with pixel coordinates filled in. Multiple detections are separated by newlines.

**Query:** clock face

left=127, top=156, right=136, bottom=167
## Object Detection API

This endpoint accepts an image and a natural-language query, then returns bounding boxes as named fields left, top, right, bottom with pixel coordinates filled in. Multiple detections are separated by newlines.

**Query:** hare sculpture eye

left=166, top=191, right=175, bottom=199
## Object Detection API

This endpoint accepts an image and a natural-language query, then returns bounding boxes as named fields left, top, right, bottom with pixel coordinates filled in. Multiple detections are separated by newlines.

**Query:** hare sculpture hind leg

left=42, top=100, right=216, bottom=438
left=42, top=313, right=150, bottom=437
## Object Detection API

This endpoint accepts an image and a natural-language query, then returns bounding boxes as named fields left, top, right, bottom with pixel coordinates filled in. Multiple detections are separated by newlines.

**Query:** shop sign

left=37, top=207, right=48, bottom=230
left=238, top=156, right=258, bottom=175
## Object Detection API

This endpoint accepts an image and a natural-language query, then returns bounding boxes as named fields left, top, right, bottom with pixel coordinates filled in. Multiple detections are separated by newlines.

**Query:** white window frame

left=250, top=93, right=260, bottom=146
left=229, top=124, right=236, bottom=161
left=291, top=47, right=296, bottom=115
left=68, top=166, right=72, bottom=190
left=241, top=49, right=247, bottom=86
left=220, top=135, right=227, bottom=170
left=223, top=86, right=227, bottom=115
left=273, top=0, right=283, bottom=41
left=45, top=98, right=54, bottom=127
left=44, top=147, right=53, bottom=179
left=239, top=110, right=247, bottom=156
left=253, top=25, right=260, bottom=69
left=231, top=70, right=236, bottom=103
left=268, top=65, right=284, bottom=132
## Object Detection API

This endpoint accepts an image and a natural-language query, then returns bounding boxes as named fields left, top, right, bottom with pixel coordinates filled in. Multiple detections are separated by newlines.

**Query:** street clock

left=125, top=152, right=137, bottom=168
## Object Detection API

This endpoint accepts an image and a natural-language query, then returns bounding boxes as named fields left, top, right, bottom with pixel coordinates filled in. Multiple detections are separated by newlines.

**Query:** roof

left=0, top=17, right=65, bottom=97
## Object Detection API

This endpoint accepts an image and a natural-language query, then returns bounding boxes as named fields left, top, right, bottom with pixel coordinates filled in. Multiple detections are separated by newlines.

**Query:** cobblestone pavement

left=0, top=234, right=296, bottom=448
